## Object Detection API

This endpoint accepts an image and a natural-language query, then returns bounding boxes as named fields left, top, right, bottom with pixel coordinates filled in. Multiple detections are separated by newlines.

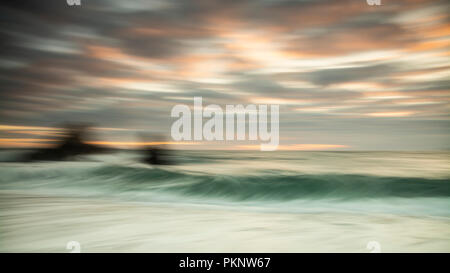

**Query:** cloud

left=301, top=64, right=397, bottom=86
left=0, top=0, right=448, bottom=150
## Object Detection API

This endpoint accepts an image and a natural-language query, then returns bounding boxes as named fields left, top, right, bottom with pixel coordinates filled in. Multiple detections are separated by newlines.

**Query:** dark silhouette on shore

left=2, top=125, right=177, bottom=164
left=140, top=134, right=174, bottom=165
left=23, top=123, right=109, bottom=161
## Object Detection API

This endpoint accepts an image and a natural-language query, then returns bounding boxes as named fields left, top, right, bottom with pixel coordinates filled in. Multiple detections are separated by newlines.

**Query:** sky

left=0, top=0, right=449, bottom=150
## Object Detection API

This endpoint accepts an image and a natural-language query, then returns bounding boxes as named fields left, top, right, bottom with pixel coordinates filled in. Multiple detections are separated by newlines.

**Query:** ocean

left=0, top=150, right=449, bottom=252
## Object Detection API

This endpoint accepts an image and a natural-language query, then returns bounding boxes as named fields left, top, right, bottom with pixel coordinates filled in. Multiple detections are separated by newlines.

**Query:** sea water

left=0, top=150, right=449, bottom=252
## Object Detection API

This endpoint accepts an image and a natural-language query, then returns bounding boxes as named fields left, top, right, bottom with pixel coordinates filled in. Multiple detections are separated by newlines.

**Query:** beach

left=1, top=191, right=450, bottom=252
left=0, top=150, right=449, bottom=252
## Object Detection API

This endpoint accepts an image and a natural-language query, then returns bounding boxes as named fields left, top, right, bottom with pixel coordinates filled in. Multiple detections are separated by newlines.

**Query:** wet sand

left=1, top=190, right=449, bottom=252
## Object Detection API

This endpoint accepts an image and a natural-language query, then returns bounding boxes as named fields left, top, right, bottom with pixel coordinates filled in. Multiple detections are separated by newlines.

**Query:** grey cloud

left=0, top=0, right=448, bottom=150
left=301, top=64, right=397, bottom=86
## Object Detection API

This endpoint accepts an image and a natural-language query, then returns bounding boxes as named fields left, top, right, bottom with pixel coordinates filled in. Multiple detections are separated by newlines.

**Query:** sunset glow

left=0, top=0, right=448, bottom=150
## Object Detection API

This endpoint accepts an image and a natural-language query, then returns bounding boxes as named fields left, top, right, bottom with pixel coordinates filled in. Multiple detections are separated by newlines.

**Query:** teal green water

left=1, top=151, right=449, bottom=252
left=0, top=151, right=449, bottom=216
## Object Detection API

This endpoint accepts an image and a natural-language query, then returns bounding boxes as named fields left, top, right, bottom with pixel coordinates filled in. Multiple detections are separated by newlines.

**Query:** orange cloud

left=0, top=125, right=62, bottom=131
left=366, top=111, right=415, bottom=117
left=237, top=144, right=349, bottom=151
left=86, top=141, right=198, bottom=148
left=0, top=138, right=56, bottom=142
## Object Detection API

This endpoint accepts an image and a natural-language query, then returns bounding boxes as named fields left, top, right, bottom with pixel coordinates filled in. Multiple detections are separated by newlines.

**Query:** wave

left=1, top=164, right=449, bottom=202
